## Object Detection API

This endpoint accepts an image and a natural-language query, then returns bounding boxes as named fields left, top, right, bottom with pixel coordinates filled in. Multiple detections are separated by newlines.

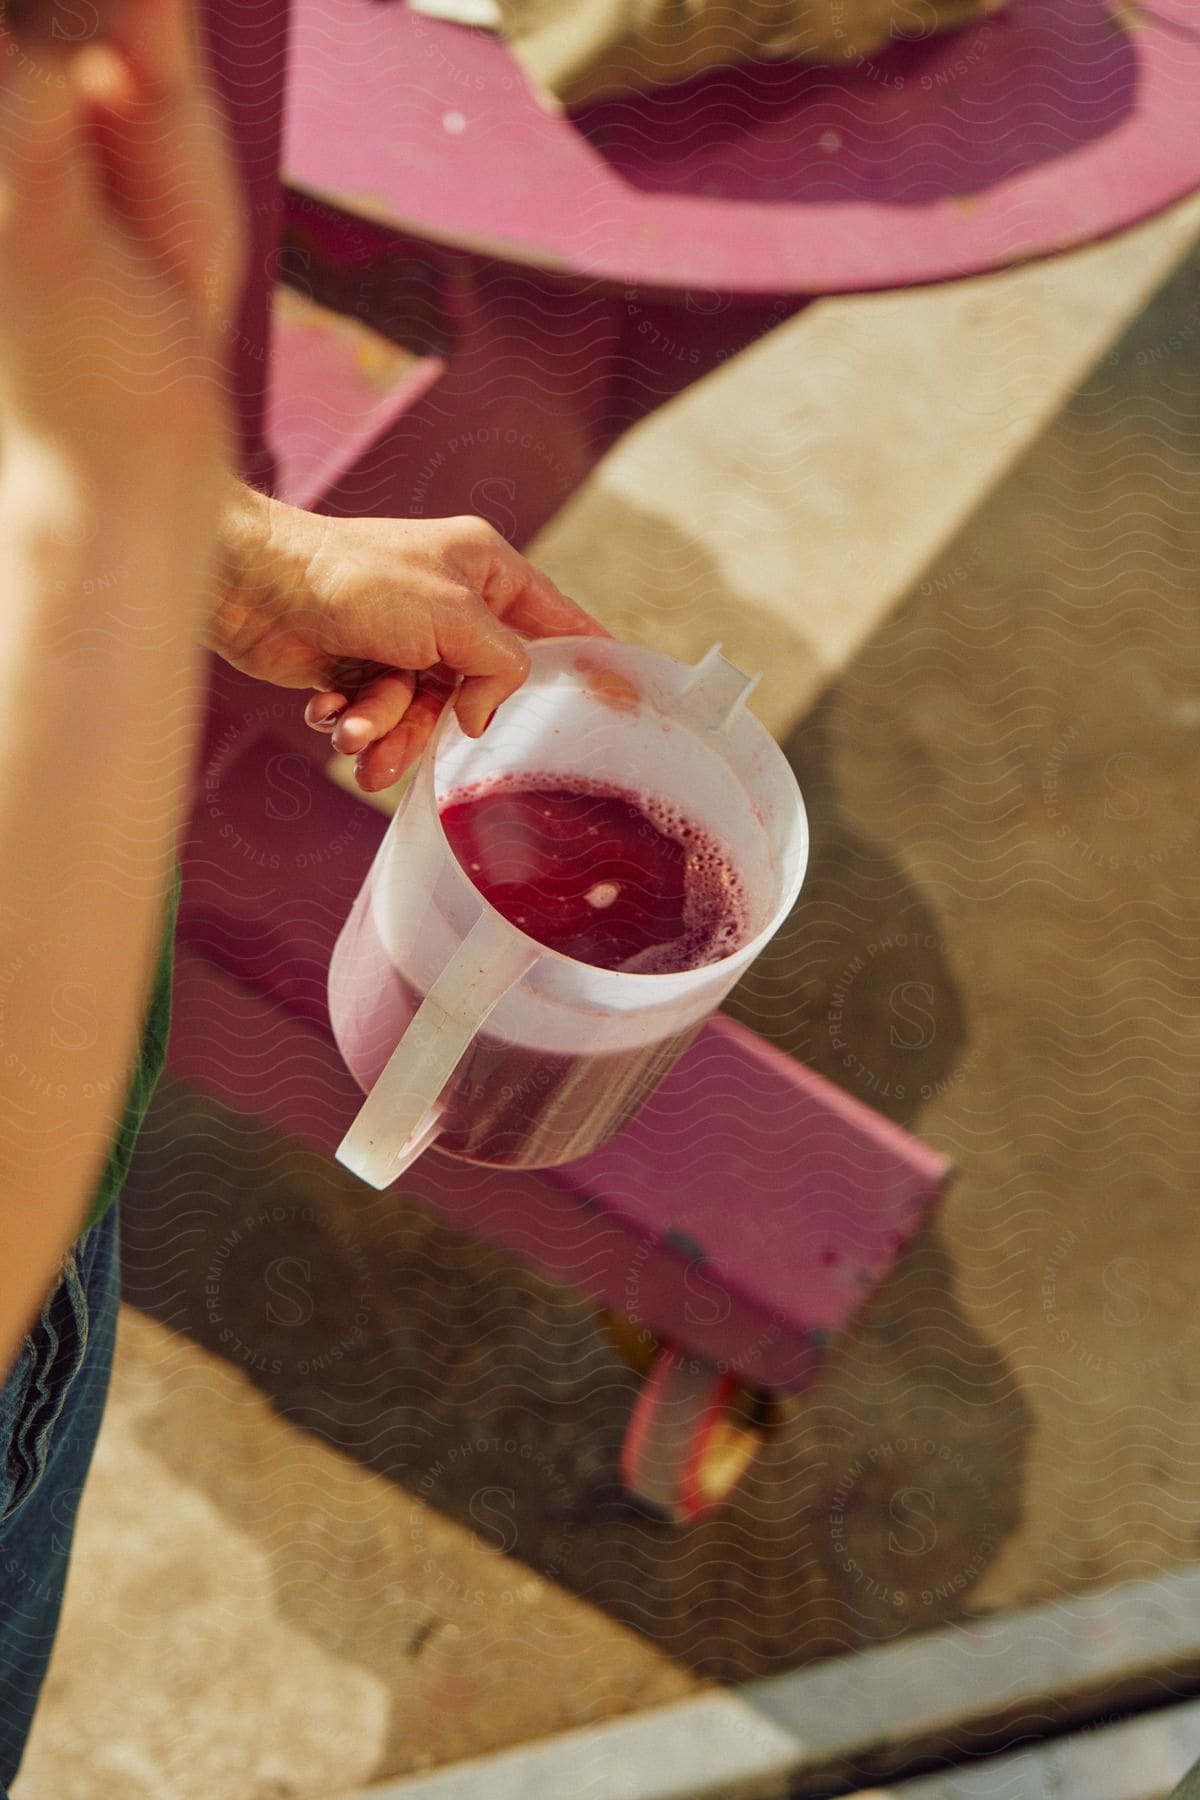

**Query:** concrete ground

left=14, top=198, right=1200, bottom=1795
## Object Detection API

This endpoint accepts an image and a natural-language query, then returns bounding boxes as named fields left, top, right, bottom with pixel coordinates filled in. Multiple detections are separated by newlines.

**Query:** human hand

left=0, top=0, right=243, bottom=477
left=208, top=496, right=612, bottom=792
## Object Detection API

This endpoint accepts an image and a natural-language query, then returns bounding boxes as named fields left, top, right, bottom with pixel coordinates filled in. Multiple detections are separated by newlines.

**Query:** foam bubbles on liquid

left=442, top=771, right=753, bottom=975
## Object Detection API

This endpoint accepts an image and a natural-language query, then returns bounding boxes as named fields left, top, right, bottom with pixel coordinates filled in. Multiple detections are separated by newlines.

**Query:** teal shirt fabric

left=81, top=864, right=181, bottom=1236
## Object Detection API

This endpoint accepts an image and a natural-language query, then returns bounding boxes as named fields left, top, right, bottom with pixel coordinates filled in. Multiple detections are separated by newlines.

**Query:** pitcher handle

left=335, top=913, right=540, bottom=1190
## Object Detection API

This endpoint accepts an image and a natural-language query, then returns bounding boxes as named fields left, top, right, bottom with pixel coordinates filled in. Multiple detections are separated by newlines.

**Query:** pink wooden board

left=285, top=0, right=1200, bottom=295
left=267, top=311, right=447, bottom=513
left=552, top=1014, right=949, bottom=1364
left=265, top=268, right=599, bottom=534
left=167, top=950, right=827, bottom=1390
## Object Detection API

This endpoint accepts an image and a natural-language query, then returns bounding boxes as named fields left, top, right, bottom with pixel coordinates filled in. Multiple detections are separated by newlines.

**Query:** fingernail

left=312, top=705, right=345, bottom=731
left=335, top=714, right=372, bottom=751
left=357, top=755, right=401, bottom=792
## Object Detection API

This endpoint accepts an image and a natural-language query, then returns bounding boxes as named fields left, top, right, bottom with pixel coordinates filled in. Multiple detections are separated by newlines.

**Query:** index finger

left=481, top=544, right=613, bottom=643
left=435, top=590, right=531, bottom=738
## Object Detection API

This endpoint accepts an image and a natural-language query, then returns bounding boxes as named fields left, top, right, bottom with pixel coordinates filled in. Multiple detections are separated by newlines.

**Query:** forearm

left=0, top=438, right=221, bottom=1367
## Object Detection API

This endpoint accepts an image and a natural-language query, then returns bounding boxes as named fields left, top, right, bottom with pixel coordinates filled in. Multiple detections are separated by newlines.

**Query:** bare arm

left=0, top=4, right=242, bottom=1368
left=0, top=445, right=221, bottom=1368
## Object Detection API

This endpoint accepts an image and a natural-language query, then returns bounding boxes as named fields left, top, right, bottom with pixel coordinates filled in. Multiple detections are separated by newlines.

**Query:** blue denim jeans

left=0, top=1204, right=119, bottom=1795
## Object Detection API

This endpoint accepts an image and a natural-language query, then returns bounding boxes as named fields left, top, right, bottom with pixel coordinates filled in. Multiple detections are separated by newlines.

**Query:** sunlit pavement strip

left=335, top=1692, right=800, bottom=1800
left=341, top=1566, right=1200, bottom=1800
left=530, top=193, right=1200, bottom=746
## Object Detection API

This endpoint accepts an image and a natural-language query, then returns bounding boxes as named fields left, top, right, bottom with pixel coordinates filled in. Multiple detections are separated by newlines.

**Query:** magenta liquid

left=440, top=776, right=747, bottom=975
left=331, top=777, right=751, bottom=1167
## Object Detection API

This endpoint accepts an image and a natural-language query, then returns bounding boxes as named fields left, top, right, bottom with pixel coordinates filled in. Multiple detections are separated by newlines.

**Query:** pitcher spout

left=682, top=644, right=761, bottom=732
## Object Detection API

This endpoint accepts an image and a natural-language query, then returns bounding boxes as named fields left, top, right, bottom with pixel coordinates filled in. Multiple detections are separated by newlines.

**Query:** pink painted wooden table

left=289, top=0, right=1198, bottom=294
left=269, top=0, right=1200, bottom=537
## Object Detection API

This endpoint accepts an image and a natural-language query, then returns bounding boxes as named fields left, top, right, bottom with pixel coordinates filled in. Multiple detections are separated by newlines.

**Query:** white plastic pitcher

left=328, top=638, right=808, bottom=1190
